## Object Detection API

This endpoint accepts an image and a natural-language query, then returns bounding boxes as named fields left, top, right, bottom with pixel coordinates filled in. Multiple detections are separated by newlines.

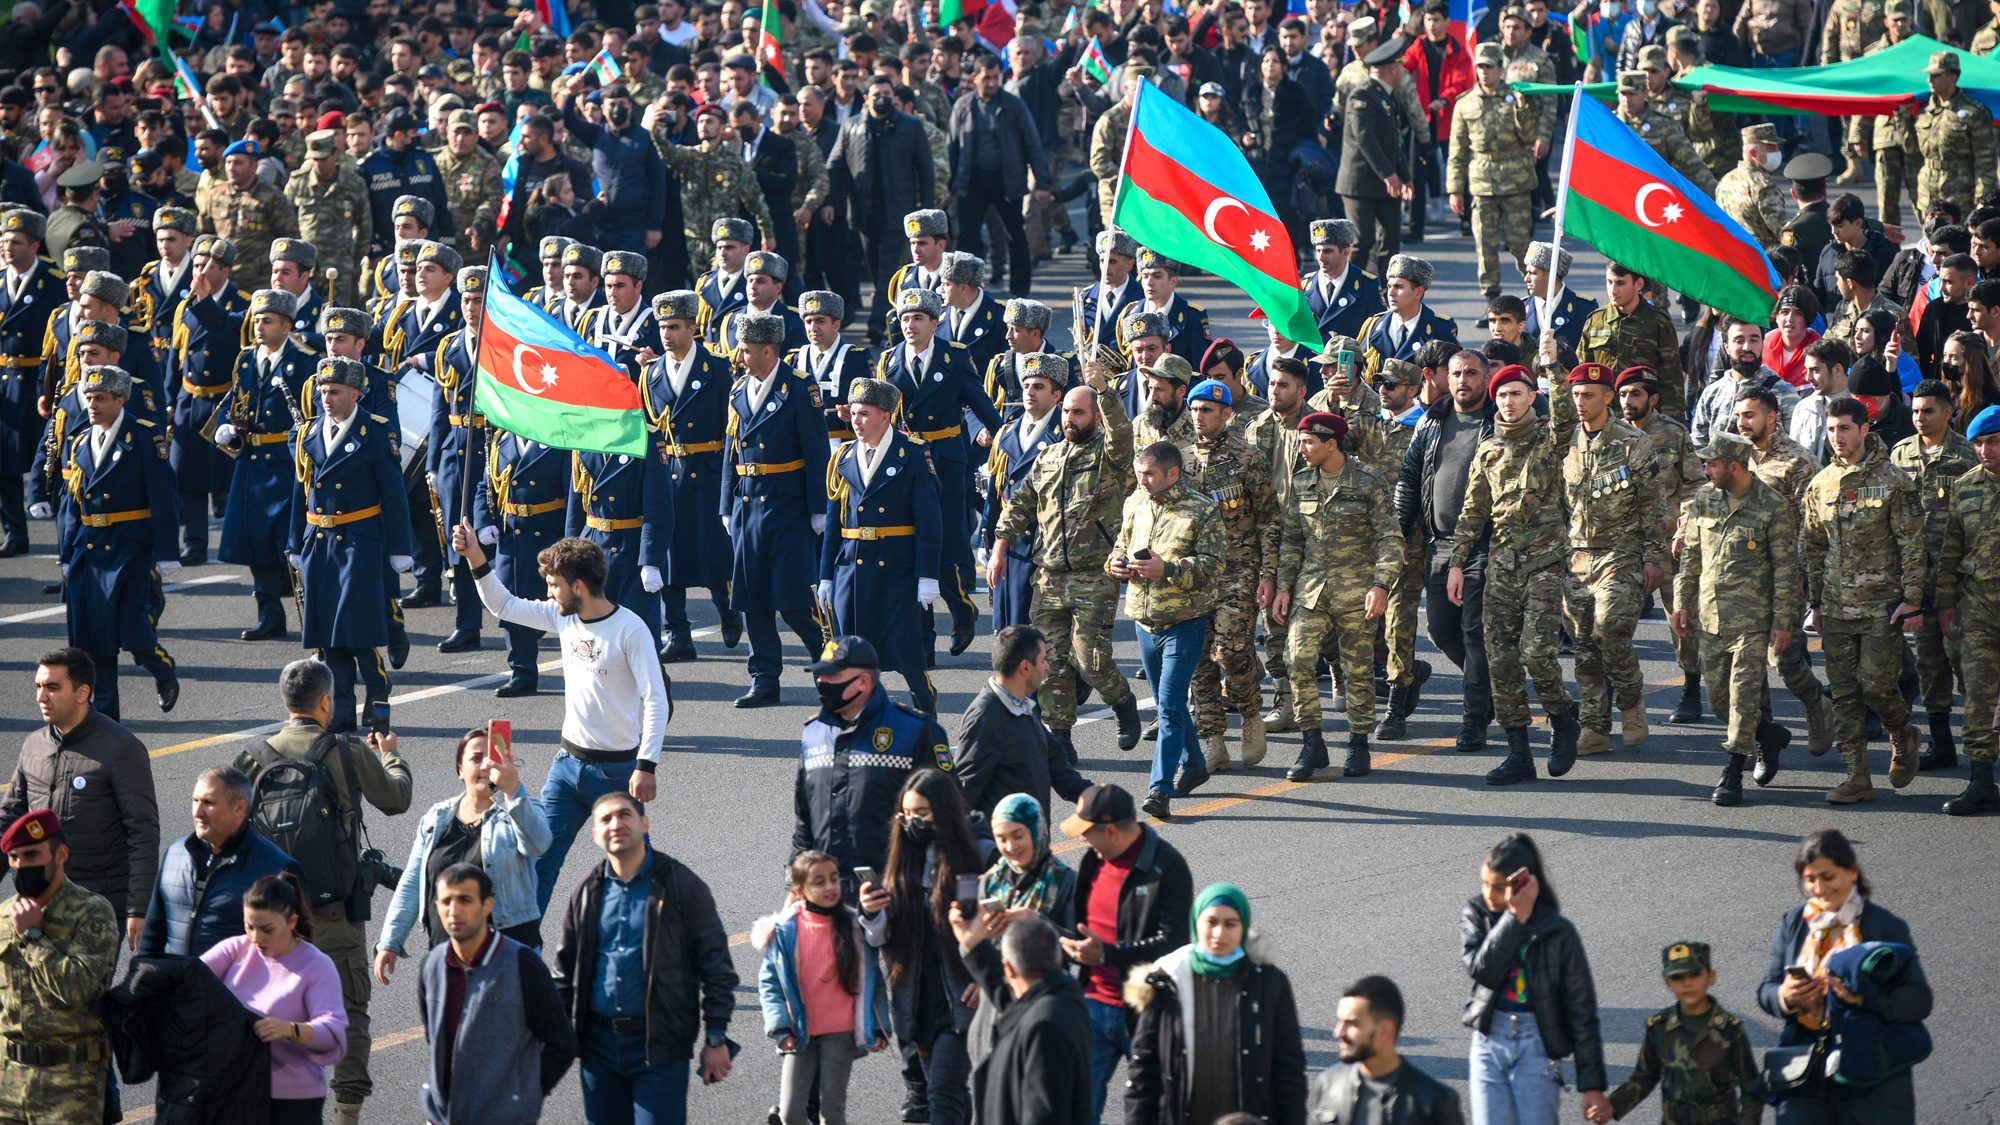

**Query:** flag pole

left=458, top=256, right=498, bottom=544
left=1093, top=78, right=1144, bottom=365
left=1542, top=83, right=1584, bottom=329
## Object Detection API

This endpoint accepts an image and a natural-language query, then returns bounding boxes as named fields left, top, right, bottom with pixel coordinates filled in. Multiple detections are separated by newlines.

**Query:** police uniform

left=471, top=428, right=575, bottom=696
left=429, top=266, right=493, bottom=646
left=96, top=148, right=159, bottom=281
left=567, top=429, right=674, bottom=648
left=788, top=291, right=874, bottom=441
left=0, top=210, right=62, bottom=550
left=167, top=236, right=253, bottom=558
left=1303, top=220, right=1385, bottom=341
left=359, top=114, right=453, bottom=259
left=641, top=290, right=741, bottom=658
left=982, top=355, right=1067, bottom=633
left=695, top=219, right=754, bottom=339
left=57, top=366, right=181, bottom=721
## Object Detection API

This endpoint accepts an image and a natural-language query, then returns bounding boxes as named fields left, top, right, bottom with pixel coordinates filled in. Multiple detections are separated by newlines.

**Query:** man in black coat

left=828, top=75, right=936, bottom=343
left=1309, top=975, right=1467, bottom=1124
left=955, top=625, right=1091, bottom=818
left=948, top=55, right=1054, bottom=298
left=971, top=917, right=1093, bottom=1125
left=1336, top=39, right=1412, bottom=274
left=730, top=101, right=801, bottom=292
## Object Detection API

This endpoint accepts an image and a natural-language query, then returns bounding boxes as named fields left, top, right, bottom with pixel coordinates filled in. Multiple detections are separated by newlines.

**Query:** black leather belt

left=4, top=1039, right=104, bottom=1065
left=560, top=738, right=638, bottom=764
left=598, top=1015, right=646, bottom=1036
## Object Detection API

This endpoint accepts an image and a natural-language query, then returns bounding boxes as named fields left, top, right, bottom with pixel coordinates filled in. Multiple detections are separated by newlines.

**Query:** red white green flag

left=1082, top=37, right=1112, bottom=84
left=758, top=0, right=785, bottom=83
left=473, top=258, right=647, bottom=456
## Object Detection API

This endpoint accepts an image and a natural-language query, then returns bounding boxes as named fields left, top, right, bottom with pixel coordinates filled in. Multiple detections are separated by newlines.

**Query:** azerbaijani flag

left=757, top=0, right=785, bottom=83
left=1081, top=37, right=1112, bottom=84
left=1559, top=93, right=1779, bottom=324
left=587, top=47, right=623, bottom=84
left=1113, top=81, right=1320, bottom=347
left=473, top=256, right=647, bottom=456
left=535, top=0, right=571, bottom=39
left=132, top=0, right=177, bottom=62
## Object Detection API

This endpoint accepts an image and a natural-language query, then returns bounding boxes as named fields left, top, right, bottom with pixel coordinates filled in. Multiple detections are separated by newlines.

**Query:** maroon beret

left=0, top=809, right=60, bottom=853
left=1298, top=410, right=1348, bottom=441
left=1487, top=363, right=1533, bottom=398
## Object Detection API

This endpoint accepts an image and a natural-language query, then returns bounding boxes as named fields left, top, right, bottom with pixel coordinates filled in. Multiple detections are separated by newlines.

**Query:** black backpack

left=248, top=732, right=360, bottom=908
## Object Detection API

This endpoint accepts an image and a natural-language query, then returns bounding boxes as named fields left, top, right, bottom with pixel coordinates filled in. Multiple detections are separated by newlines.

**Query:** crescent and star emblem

left=1634, top=182, right=1685, bottom=228
left=1201, top=196, right=1276, bottom=253
left=511, top=342, right=560, bottom=394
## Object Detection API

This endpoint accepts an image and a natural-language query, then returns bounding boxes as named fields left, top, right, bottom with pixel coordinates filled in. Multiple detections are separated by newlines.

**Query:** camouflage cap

left=1661, top=941, right=1712, bottom=976
left=0, top=208, right=46, bottom=241
left=736, top=310, right=788, bottom=346
left=1741, top=123, right=1780, bottom=145
left=1310, top=218, right=1358, bottom=247
left=1311, top=334, right=1363, bottom=366
left=1298, top=410, right=1348, bottom=441
left=539, top=235, right=576, bottom=262
left=153, top=206, right=197, bottom=234
left=1925, top=49, right=1960, bottom=74
left=1020, top=352, right=1067, bottom=385
left=1473, top=42, right=1505, bottom=67
left=1385, top=253, right=1434, bottom=287
left=62, top=245, right=111, bottom=275
left=77, top=364, right=132, bottom=398
left=895, top=286, right=944, bottom=319
left=1378, top=357, right=1422, bottom=387
left=417, top=241, right=463, bottom=274
left=1135, top=248, right=1179, bottom=275
left=1139, top=353, right=1195, bottom=385
left=711, top=217, right=754, bottom=245
left=652, top=290, right=700, bottom=322
left=1120, top=308, right=1170, bottom=343
left=1348, top=14, right=1380, bottom=41
left=1636, top=43, right=1668, bottom=69
left=847, top=377, right=901, bottom=412
left=195, top=235, right=237, bottom=266
left=940, top=252, right=985, bottom=286
left=745, top=251, right=787, bottom=281
left=392, top=194, right=436, bottom=228
left=270, top=237, right=317, bottom=268
left=1616, top=70, right=1649, bottom=92
left=448, top=108, right=477, bottom=132
left=1695, top=431, right=1754, bottom=463
left=1524, top=240, right=1572, bottom=278
left=561, top=243, right=602, bottom=274
left=1095, top=229, right=1138, bottom=258
left=903, top=208, right=949, bottom=239
left=249, top=288, right=299, bottom=319
left=1499, top=3, right=1529, bottom=21
left=75, top=320, right=127, bottom=354
left=799, top=290, right=844, bottom=320
left=315, top=356, right=369, bottom=390
left=79, top=270, right=128, bottom=308
left=457, top=266, right=488, bottom=295
left=1884, top=0, right=1913, bottom=20
left=601, top=249, right=648, bottom=281
left=1666, top=24, right=1701, bottom=47
left=1004, top=298, right=1052, bottom=330
left=319, top=306, right=370, bottom=337
left=305, top=129, right=339, bottom=159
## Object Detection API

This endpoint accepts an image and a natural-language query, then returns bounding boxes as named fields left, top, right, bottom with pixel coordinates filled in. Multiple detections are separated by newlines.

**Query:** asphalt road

left=3, top=205, right=1996, bottom=1125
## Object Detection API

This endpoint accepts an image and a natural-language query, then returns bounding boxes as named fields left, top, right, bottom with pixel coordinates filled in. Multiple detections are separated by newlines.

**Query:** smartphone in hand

left=368, top=700, right=392, bottom=736
left=1507, top=868, right=1533, bottom=894
left=486, top=719, right=513, bottom=769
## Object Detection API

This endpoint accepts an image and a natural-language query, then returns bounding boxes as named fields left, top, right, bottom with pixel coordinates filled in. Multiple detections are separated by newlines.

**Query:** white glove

left=156, top=561, right=182, bottom=579
left=212, top=422, right=237, bottom=446
left=288, top=552, right=304, bottom=570
left=917, top=577, right=940, bottom=606
left=721, top=515, right=732, bottom=535
left=641, top=565, right=664, bottom=593
left=817, top=580, right=833, bottom=603
left=976, top=546, right=990, bottom=572
left=477, top=525, right=500, bottom=546
left=28, top=502, right=51, bottom=519
left=811, top=513, right=827, bottom=535
left=390, top=554, right=414, bottom=573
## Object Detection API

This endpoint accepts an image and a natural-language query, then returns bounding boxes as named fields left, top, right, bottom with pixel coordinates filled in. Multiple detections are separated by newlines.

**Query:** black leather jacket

left=1460, top=899, right=1608, bottom=1092
left=1306, top=1059, right=1467, bottom=1125
left=1395, top=395, right=1498, bottom=545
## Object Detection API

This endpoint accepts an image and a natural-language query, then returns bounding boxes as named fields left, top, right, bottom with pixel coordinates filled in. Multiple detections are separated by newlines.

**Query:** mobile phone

left=853, top=866, right=880, bottom=891
left=1337, top=349, right=1356, bottom=380
left=1507, top=867, right=1532, bottom=894
left=1132, top=547, right=1154, bottom=561
left=978, top=896, right=1007, bottom=914
left=486, top=719, right=512, bottom=767
left=955, top=874, right=980, bottom=919
left=1785, top=965, right=1812, bottom=981
left=368, top=700, right=392, bottom=735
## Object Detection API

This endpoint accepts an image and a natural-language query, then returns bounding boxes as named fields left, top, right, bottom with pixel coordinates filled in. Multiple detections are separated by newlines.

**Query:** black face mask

left=1940, top=360, right=1963, bottom=381
left=102, top=174, right=128, bottom=196
left=816, top=676, right=862, bottom=713
left=12, top=862, right=51, bottom=899
left=1732, top=355, right=1761, bottom=376
left=606, top=104, right=632, bottom=128
left=868, top=96, right=894, bottom=117
left=900, top=815, right=936, bottom=847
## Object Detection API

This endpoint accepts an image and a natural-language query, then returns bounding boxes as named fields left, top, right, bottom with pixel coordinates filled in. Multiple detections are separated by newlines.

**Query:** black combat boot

left=1343, top=732, right=1371, bottom=777
left=1919, top=711, right=1958, bottom=771
left=1713, top=754, right=1747, bottom=806
left=1376, top=686, right=1410, bottom=741
left=1287, top=728, right=1329, bottom=781
left=1547, top=705, right=1581, bottom=777
left=1485, top=727, right=1535, bottom=785
left=1669, top=673, right=1704, bottom=724
left=1113, top=695, right=1143, bottom=751
left=1753, top=721, right=1792, bottom=787
left=1455, top=712, right=1488, bottom=753
left=1943, top=760, right=2000, bottom=816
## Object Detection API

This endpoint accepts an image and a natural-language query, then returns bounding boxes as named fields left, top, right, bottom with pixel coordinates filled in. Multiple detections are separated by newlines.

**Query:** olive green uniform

left=198, top=176, right=301, bottom=292
left=1578, top=301, right=1688, bottom=420
left=1677, top=476, right=1802, bottom=757
left=1937, top=464, right=2000, bottom=766
left=1890, top=431, right=1977, bottom=714
left=1607, top=1001, right=1764, bottom=1125
left=0, top=879, right=117, bottom=1125
left=1186, top=431, right=1281, bottom=739
left=1278, top=458, right=1404, bottom=734
left=1560, top=411, right=1667, bottom=741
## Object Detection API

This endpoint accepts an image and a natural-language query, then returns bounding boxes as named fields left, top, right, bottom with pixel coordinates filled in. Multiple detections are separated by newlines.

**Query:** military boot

left=1376, top=686, right=1410, bottom=741
left=1287, top=728, right=1329, bottom=781
left=1203, top=732, right=1231, bottom=773
left=1113, top=695, right=1143, bottom=751
left=1918, top=711, right=1958, bottom=771
left=1887, top=722, right=1920, bottom=789
left=1753, top=721, right=1792, bottom=787
left=1713, top=754, right=1747, bottom=807
left=1804, top=692, right=1833, bottom=756
left=1668, top=673, right=1704, bottom=724
left=332, top=1100, right=363, bottom=1125
left=1342, top=732, right=1371, bottom=777
left=1826, top=748, right=1876, bottom=804
left=1620, top=704, right=1649, bottom=747
left=1943, top=760, right=2000, bottom=816
left=1454, top=713, right=1489, bottom=753
left=1577, top=726, right=1613, bottom=756
left=1264, top=684, right=1297, bottom=732
left=1486, top=727, right=1536, bottom=785
left=1240, top=708, right=1268, bottom=767
left=1547, top=705, right=1581, bottom=777
left=1049, top=727, right=1077, bottom=764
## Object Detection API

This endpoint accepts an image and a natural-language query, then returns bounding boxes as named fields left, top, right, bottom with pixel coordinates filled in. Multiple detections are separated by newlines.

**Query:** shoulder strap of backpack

left=324, top=730, right=373, bottom=849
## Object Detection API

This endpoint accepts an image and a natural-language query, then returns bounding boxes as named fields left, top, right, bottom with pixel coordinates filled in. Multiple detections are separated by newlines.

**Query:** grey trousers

left=779, top=1034, right=858, bottom=1125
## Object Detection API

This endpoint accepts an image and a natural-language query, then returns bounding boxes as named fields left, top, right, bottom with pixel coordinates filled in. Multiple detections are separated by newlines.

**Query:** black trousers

left=321, top=646, right=389, bottom=731
left=1424, top=545, right=1493, bottom=726
left=860, top=222, right=904, bottom=339
left=662, top=584, right=731, bottom=644
left=956, top=181, right=1032, bottom=296
left=0, top=474, right=26, bottom=549
left=745, top=608, right=824, bottom=690
left=1342, top=194, right=1403, bottom=276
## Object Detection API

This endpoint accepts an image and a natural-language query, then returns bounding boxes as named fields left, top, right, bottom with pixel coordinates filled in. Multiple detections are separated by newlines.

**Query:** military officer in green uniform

left=1915, top=50, right=1998, bottom=219
left=1622, top=366, right=1707, bottom=725
left=655, top=103, right=776, bottom=277
left=1616, top=70, right=1717, bottom=195
left=1601, top=941, right=1762, bottom=1124
left=1449, top=44, right=1542, bottom=300
left=1937, top=404, right=2000, bottom=815
left=1891, top=381, right=1978, bottom=772
left=43, top=163, right=110, bottom=265
left=1848, top=8, right=1918, bottom=225
left=1374, top=358, right=1432, bottom=740
left=199, top=139, right=300, bottom=293
left=1715, top=124, right=1787, bottom=251
left=1578, top=261, right=1688, bottom=419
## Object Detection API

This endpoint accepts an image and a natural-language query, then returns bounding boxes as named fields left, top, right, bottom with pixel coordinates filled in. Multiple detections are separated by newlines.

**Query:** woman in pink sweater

left=201, top=873, right=350, bottom=1125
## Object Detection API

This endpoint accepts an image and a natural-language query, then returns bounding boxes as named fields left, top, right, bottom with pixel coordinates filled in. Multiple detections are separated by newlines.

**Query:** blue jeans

left=1086, top=996, right=1130, bottom=1125
left=580, top=1023, right=690, bottom=1125
left=918, top=1028, right=971, bottom=1125
left=535, top=750, right=645, bottom=914
left=1469, top=1010, right=1563, bottom=1125
left=1135, top=617, right=1206, bottom=796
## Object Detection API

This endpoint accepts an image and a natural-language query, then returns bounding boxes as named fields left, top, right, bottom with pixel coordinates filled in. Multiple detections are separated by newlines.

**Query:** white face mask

left=1602, top=0, right=1623, bottom=15
left=1640, top=0, right=1658, bottom=15
left=1761, top=149, right=1783, bottom=172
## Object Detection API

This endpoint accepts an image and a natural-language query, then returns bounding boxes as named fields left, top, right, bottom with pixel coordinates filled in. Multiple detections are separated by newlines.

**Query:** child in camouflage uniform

left=1599, top=942, right=1762, bottom=1124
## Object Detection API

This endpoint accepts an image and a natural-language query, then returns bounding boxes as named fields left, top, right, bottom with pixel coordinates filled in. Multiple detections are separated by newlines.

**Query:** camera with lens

left=360, top=847, right=404, bottom=892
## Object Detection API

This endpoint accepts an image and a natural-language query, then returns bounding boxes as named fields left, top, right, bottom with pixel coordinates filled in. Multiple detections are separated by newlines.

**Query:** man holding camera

left=232, top=657, right=414, bottom=1125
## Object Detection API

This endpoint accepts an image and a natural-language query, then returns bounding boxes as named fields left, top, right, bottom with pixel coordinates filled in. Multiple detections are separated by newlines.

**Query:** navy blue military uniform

left=286, top=286, right=326, bottom=354
left=793, top=683, right=951, bottom=881
left=1304, top=266, right=1385, bottom=341
left=580, top=301, right=660, bottom=378
left=58, top=409, right=180, bottom=721
left=640, top=343, right=738, bottom=650
left=429, top=322, right=488, bottom=636
left=554, top=286, right=605, bottom=333
left=937, top=295, right=1006, bottom=376
left=131, top=253, right=195, bottom=366
left=822, top=430, right=944, bottom=712
left=715, top=303, right=806, bottom=356
left=696, top=269, right=748, bottom=340
left=981, top=409, right=1063, bottom=631
left=170, top=285, right=253, bottom=554
left=0, top=258, right=65, bottom=550
left=1356, top=306, right=1460, bottom=382
left=472, top=430, right=574, bottom=690
left=790, top=340, right=875, bottom=441
left=723, top=363, right=830, bottom=692
left=219, top=341, right=316, bottom=634
left=566, top=433, right=674, bottom=645
left=360, top=147, right=453, bottom=258
left=1524, top=285, right=1598, bottom=353
left=1147, top=294, right=1213, bottom=370
left=31, top=358, right=169, bottom=517
left=1080, top=275, right=1142, bottom=359
left=983, top=350, right=1077, bottom=415
left=385, top=289, right=463, bottom=599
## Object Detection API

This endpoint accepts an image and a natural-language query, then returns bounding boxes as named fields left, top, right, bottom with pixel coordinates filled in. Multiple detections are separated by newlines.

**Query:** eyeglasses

left=34, top=86, right=58, bottom=95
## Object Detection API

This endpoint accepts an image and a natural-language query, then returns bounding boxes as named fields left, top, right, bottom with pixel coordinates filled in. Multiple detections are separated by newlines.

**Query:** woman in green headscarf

left=960, top=792, right=1081, bottom=1065
left=1121, top=882, right=1308, bottom=1125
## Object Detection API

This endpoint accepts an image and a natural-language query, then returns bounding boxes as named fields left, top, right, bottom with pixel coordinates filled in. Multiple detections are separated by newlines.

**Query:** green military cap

left=195, top=235, right=237, bottom=266
left=1020, top=352, right=1067, bottom=385
left=1694, top=431, right=1754, bottom=464
left=1363, top=37, right=1406, bottom=66
left=57, top=161, right=103, bottom=190
left=745, top=250, right=787, bottom=281
left=940, top=252, right=984, bottom=286
left=270, top=237, right=317, bottom=268
left=903, top=209, right=949, bottom=239
left=1138, top=354, right=1195, bottom=385
left=848, top=377, right=901, bottom=412
left=393, top=194, right=436, bottom=228
left=539, top=235, right=576, bottom=262
left=1005, top=298, right=1052, bottom=330
left=154, top=206, right=197, bottom=234
left=736, top=310, right=788, bottom=346
left=1095, top=229, right=1138, bottom=258
left=1741, top=123, right=1780, bottom=145
left=319, top=306, right=371, bottom=337
left=1499, top=4, right=1529, bottom=20
left=1311, top=218, right=1358, bottom=247
left=1379, top=357, right=1422, bottom=387
left=800, top=290, right=844, bottom=320
left=653, top=290, right=700, bottom=322
left=250, top=288, right=299, bottom=319
left=1636, top=44, right=1668, bottom=69
left=560, top=243, right=601, bottom=274
left=1135, top=248, right=1179, bottom=275
left=1885, top=1, right=1913, bottom=20
left=62, top=245, right=111, bottom=275
left=1666, top=24, right=1700, bottom=47
left=1120, top=308, right=1170, bottom=344
left=447, top=59, right=477, bottom=82
left=1783, top=151, right=1835, bottom=185
left=448, top=108, right=477, bottom=132
left=457, top=266, right=488, bottom=295
left=1616, top=70, right=1649, bottom=93
left=602, top=249, right=648, bottom=281
left=79, top=270, right=128, bottom=308
left=75, top=320, right=127, bottom=354
left=0, top=208, right=46, bottom=241
left=895, top=286, right=944, bottom=319
left=315, top=356, right=369, bottom=389
left=1925, top=49, right=1960, bottom=74
left=267, top=98, right=297, bottom=117
left=1311, top=334, right=1363, bottom=366
left=1661, top=941, right=1712, bottom=976
left=1473, top=42, right=1505, bottom=68
left=305, top=129, right=340, bottom=159
left=77, top=364, right=132, bottom=398
left=711, top=217, right=754, bottom=245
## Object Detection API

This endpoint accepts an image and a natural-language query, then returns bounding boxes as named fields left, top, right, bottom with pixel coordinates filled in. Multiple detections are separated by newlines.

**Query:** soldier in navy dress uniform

left=365, top=195, right=439, bottom=308
left=819, top=377, right=944, bottom=713
left=937, top=252, right=1005, bottom=376
left=166, top=236, right=253, bottom=563
left=713, top=252, right=806, bottom=355
left=384, top=240, right=464, bottom=608
left=790, top=290, right=874, bottom=442
left=981, top=353, right=1066, bottom=633
left=556, top=242, right=607, bottom=332
left=566, top=410, right=673, bottom=652
left=0, top=208, right=66, bottom=555
left=214, top=288, right=316, bottom=641
left=983, top=298, right=1071, bottom=415
left=470, top=422, right=575, bottom=697
left=877, top=285, right=1003, bottom=659
left=291, top=356, right=414, bottom=731
left=428, top=264, right=494, bottom=655
left=36, top=248, right=115, bottom=417
left=29, top=321, right=167, bottom=545
left=579, top=251, right=658, bottom=377
left=1133, top=249, right=1213, bottom=371
left=1353, top=253, right=1461, bottom=383
left=1079, top=230, right=1143, bottom=364
left=1521, top=240, right=1597, bottom=354
left=638, top=290, right=742, bottom=662
left=317, top=308, right=399, bottom=421
left=1111, top=309, right=1174, bottom=419
left=57, top=365, right=181, bottom=720
left=1304, top=218, right=1385, bottom=342
left=266, top=238, right=326, bottom=354
left=880, top=208, right=951, bottom=345
left=366, top=242, right=420, bottom=348
left=130, top=206, right=199, bottom=369
left=696, top=218, right=754, bottom=339
left=724, top=310, right=830, bottom=707
left=523, top=235, right=576, bottom=313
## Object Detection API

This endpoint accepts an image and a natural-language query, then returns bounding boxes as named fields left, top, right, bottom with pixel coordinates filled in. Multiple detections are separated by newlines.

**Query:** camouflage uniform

left=1639, top=408, right=1705, bottom=680
left=1246, top=403, right=1308, bottom=722
left=1851, top=35, right=1918, bottom=225
left=1890, top=431, right=1977, bottom=715
left=1109, top=477, right=1224, bottom=791
left=1914, top=84, right=1999, bottom=219
left=1186, top=429, right=1281, bottom=741
left=436, top=144, right=504, bottom=242
left=1748, top=432, right=1832, bottom=746
left=655, top=132, right=776, bottom=276
left=1801, top=434, right=1928, bottom=796
left=1715, top=155, right=1787, bottom=251
left=1937, top=463, right=2000, bottom=768
left=1450, top=379, right=1578, bottom=730
left=1620, top=93, right=1718, bottom=196
left=1133, top=404, right=1199, bottom=465
left=990, top=386, right=1138, bottom=731
left=1278, top=458, right=1404, bottom=734
left=783, top=125, right=832, bottom=216
left=1374, top=384, right=1428, bottom=699
left=1578, top=301, right=1688, bottom=420
left=0, top=878, right=118, bottom=1124
left=1677, top=471, right=1802, bottom=758
left=1305, top=375, right=1385, bottom=469
left=198, top=176, right=300, bottom=292
left=1089, top=102, right=1132, bottom=230
left=1607, top=994, right=1762, bottom=1123
left=1500, top=41, right=1559, bottom=144
left=1822, top=0, right=1887, bottom=61
left=1448, top=67, right=1541, bottom=298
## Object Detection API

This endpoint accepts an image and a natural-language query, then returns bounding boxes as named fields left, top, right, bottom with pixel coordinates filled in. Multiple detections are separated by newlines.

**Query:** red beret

left=1615, top=365, right=1660, bottom=390
left=695, top=103, right=728, bottom=121
left=1487, top=363, right=1532, bottom=398
left=1, top=809, right=60, bottom=853
left=1298, top=411, right=1348, bottom=441
left=317, top=111, right=346, bottom=132
left=1568, top=362, right=1616, bottom=386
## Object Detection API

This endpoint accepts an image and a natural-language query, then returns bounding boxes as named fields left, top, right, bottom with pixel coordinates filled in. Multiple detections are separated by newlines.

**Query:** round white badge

left=72, top=776, right=86, bottom=790
left=886, top=466, right=898, bottom=476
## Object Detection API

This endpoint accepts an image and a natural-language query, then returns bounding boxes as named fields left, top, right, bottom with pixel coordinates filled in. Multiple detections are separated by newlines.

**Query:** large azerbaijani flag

left=1112, top=81, right=1321, bottom=347
left=473, top=260, right=647, bottom=456
left=1560, top=93, right=1779, bottom=325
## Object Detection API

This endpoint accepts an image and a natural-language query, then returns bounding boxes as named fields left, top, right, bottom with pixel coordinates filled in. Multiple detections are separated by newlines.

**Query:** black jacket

left=954, top=682, right=1090, bottom=818
left=105, top=955, right=272, bottom=1125
left=827, top=110, right=937, bottom=234
left=1460, top=899, right=1607, bottom=1092
left=1396, top=395, right=1499, bottom=543
left=139, top=828, right=304, bottom=958
left=1306, top=1059, right=1467, bottom=1124
left=793, top=687, right=948, bottom=878
left=0, top=710, right=159, bottom=919
left=973, top=970, right=1094, bottom=1125
left=1241, top=76, right=1315, bottom=183
left=1072, top=827, right=1194, bottom=979
left=1123, top=947, right=1309, bottom=1125
left=553, top=848, right=739, bottom=1065
left=947, top=88, right=1052, bottom=200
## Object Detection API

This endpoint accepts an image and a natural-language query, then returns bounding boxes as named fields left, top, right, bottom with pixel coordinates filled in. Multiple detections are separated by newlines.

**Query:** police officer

left=292, top=356, right=415, bottom=731
left=215, top=289, right=315, bottom=642
left=286, top=129, right=373, bottom=306
left=55, top=365, right=180, bottom=720
left=198, top=140, right=300, bottom=292
left=470, top=421, right=576, bottom=698
left=982, top=353, right=1066, bottom=633
left=1938, top=405, right=2000, bottom=815
left=696, top=218, right=754, bottom=339
left=580, top=250, right=657, bottom=375
left=1132, top=249, right=1212, bottom=371
left=429, top=265, right=493, bottom=654
left=714, top=251, right=806, bottom=355
left=791, top=290, right=874, bottom=441
left=724, top=310, right=830, bottom=707
left=639, top=291, right=741, bottom=662
left=131, top=207, right=199, bottom=367
left=165, top=236, right=252, bottom=565
left=567, top=399, right=673, bottom=655
left=0, top=209, right=64, bottom=556
left=361, top=109, right=454, bottom=261
left=936, top=252, right=1005, bottom=376
left=95, top=147, right=158, bottom=281
left=819, top=378, right=943, bottom=713
left=1303, top=218, right=1385, bottom=341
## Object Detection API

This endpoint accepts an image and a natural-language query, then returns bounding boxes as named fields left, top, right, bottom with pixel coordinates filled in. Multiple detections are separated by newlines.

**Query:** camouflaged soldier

left=657, top=104, right=775, bottom=276
left=1374, top=357, right=1433, bottom=739
left=1449, top=44, right=1541, bottom=300
left=1937, top=405, right=2000, bottom=815
left=1244, top=356, right=1314, bottom=731
left=1183, top=378, right=1281, bottom=774
left=1849, top=9, right=1918, bottom=223
left=1663, top=30, right=1737, bottom=183
left=1674, top=433, right=1803, bottom=806
left=1889, top=384, right=1977, bottom=770
left=1620, top=366, right=1707, bottom=723
left=1305, top=336, right=1385, bottom=469
left=1716, top=124, right=1787, bottom=250
left=1497, top=7, right=1559, bottom=141
left=200, top=138, right=300, bottom=292
left=1558, top=358, right=1667, bottom=756
left=1737, top=394, right=1835, bottom=758
left=1916, top=50, right=1999, bottom=221
left=1822, top=0, right=1888, bottom=73
left=1801, top=399, right=1928, bottom=803
left=1089, top=67, right=1148, bottom=228
left=1275, top=411, right=1404, bottom=782
left=1578, top=261, right=1688, bottom=419
left=1617, top=70, right=1718, bottom=196
left=1606, top=941, right=1763, bottom=1123
left=0, top=809, right=119, bottom=1125
left=1132, top=354, right=1201, bottom=464
left=435, top=110, right=503, bottom=243
left=988, top=371, right=1145, bottom=758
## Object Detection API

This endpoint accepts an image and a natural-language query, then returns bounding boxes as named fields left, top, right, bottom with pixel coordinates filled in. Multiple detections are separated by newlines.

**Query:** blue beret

left=1968, top=404, right=2000, bottom=441
left=223, top=139, right=261, bottom=159
left=1188, top=378, right=1233, bottom=406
